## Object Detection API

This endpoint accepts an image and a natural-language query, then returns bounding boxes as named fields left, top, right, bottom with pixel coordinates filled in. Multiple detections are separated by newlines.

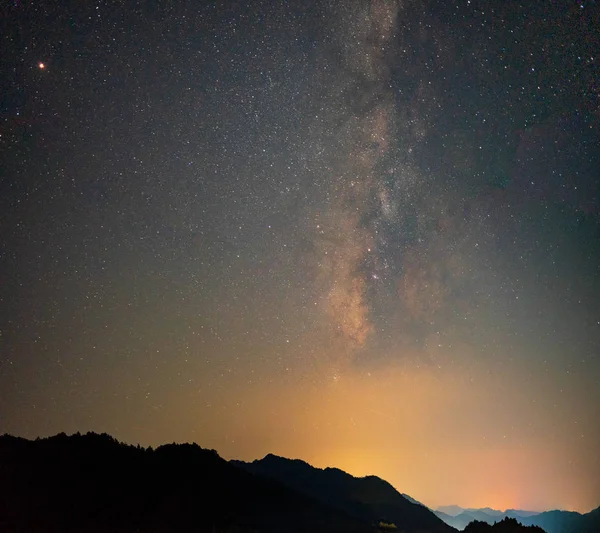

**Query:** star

left=1, top=0, right=598, bottom=516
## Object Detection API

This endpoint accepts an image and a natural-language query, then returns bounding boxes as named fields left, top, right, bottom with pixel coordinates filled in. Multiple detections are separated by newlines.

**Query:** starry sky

left=1, top=0, right=599, bottom=514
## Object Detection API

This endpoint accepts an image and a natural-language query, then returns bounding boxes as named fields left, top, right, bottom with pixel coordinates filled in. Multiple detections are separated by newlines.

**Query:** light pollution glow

left=102, top=347, right=598, bottom=514
left=1, top=0, right=599, bottom=517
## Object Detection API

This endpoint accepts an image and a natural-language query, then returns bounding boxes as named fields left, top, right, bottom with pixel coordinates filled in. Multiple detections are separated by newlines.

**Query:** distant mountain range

left=434, top=505, right=600, bottom=533
left=1, top=431, right=595, bottom=533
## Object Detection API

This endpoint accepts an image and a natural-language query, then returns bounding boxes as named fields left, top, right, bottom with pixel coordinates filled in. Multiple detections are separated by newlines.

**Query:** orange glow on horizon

left=76, top=346, right=598, bottom=514
left=201, top=358, right=597, bottom=514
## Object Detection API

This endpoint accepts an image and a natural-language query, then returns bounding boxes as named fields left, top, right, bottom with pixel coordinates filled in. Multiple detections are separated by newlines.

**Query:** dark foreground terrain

left=233, top=453, right=453, bottom=533
left=464, top=518, right=545, bottom=533
left=0, top=432, right=549, bottom=533
left=0, top=432, right=360, bottom=533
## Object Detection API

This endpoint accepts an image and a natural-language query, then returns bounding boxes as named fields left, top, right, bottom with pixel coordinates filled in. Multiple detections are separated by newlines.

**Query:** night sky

left=1, top=0, right=599, bottom=514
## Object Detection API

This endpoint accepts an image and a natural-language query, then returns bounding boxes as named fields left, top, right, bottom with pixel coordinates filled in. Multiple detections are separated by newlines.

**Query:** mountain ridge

left=434, top=505, right=600, bottom=533
left=0, top=432, right=374, bottom=533
left=233, top=453, right=458, bottom=533
left=3, top=432, right=596, bottom=533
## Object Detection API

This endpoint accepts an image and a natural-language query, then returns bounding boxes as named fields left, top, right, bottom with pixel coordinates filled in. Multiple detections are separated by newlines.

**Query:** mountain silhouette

left=5, top=431, right=595, bottom=533
left=232, top=453, right=454, bottom=533
left=435, top=505, right=600, bottom=533
left=438, top=506, right=468, bottom=517
left=504, top=511, right=540, bottom=519
left=434, top=508, right=527, bottom=530
left=402, top=493, right=426, bottom=506
left=518, top=508, right=600, bottom=533
left=0, top=432, right=371, bottom=533
left=469, top=509, right=504, bottom=518
left=435, top=511, right=487, bottom=530
left=463, top=517, right=545, bottom=533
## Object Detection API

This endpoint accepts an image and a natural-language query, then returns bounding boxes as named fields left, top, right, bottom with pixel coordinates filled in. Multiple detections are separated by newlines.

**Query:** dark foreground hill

left=0, top=432, right=560, bottom=533
left=232, top=453, right=454, bottom=533
left=0, top=432, right=372, bottom=533
left=464, top=517, right=545, bottom=533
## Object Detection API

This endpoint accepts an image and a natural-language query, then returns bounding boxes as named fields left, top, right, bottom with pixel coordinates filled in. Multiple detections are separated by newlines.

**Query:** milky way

left=1, top=0, right=599, bottom=512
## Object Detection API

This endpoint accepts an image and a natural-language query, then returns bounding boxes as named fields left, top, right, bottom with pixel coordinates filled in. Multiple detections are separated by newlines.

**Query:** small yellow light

left=38, top=62, right=45, bottom=69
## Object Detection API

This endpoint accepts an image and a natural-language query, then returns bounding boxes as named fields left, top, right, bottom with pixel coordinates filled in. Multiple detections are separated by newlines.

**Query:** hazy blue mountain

left=438, top=506, right=468, bottom=517
left=435, top=507, right=541, bottom=530
left=581, top=507, right=600, bottom=532
left=437, top=507, right=540, bottom=521
left=519, top=511, right=580, bottom=533
left=436, top=511, right=457, bottom=520
left=505, top=510, right=541, bottom=519
left=467, top=511, right=503, bottom=523
left=470, top=508, right=504, bottom=518
left=436, top=505, right=600, bottom=533
left=519, top=507, right=600, bottom=533
left=435, top=511, right=496, bottom=530
left=434, top=511, right=467, bottom=530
